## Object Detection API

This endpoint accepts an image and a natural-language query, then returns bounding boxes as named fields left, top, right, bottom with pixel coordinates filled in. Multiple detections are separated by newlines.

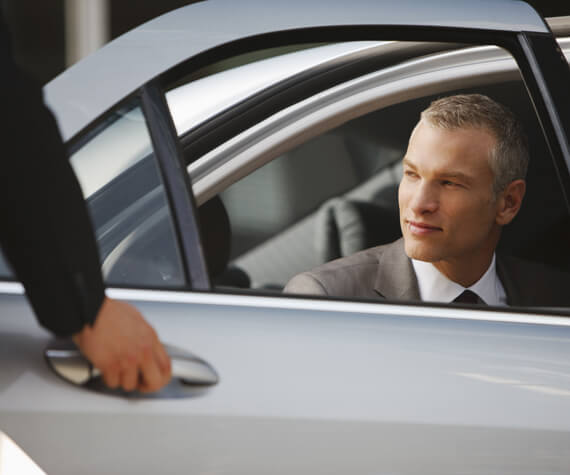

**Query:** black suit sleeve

left=0, top=19, right=104, bottom=336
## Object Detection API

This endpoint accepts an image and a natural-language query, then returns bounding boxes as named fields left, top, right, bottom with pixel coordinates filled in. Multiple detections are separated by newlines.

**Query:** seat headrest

left=315, top=197, right=401, bottom=262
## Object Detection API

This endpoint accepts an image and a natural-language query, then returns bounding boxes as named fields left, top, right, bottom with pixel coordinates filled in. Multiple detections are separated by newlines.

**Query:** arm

left=0, top=19, right=170, bottom=392
left=0, top=39, right=103, bottom=336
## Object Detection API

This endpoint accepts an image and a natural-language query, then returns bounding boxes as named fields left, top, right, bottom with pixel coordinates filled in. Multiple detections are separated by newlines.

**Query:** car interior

left=207, top=77, right=569, bottom=294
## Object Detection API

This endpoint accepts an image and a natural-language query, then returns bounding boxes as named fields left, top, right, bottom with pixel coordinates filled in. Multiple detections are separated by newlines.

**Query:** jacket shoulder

left=284, top=243, right=392, bottom=298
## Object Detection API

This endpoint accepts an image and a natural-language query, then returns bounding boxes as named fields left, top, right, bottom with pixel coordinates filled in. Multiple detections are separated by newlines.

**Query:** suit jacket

left=0, top=15, right=104, bottom=336
left=285, top=238, right=570, bottom=307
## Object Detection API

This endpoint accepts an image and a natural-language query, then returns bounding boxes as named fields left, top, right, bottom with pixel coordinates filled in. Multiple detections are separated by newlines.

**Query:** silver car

left=2, top=1, right=570, bottom=473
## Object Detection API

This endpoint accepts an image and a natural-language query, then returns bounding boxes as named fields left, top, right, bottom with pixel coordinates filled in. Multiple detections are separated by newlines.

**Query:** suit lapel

left=371, top=244, right=527, bottom=305
left=373, top=238, right=421, bottom=301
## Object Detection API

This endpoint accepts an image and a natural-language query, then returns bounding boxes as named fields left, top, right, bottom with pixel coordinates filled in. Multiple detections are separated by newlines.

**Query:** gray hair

left=420, top=94, right=529, bottom=195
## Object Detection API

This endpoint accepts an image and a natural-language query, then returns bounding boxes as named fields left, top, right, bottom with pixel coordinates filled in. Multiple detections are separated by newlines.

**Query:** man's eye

left=404, top=170, right=418, bottom=178
left=442, top=180, right=458, bottom=187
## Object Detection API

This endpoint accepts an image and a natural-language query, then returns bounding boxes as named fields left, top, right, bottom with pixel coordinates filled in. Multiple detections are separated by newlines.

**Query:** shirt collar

left=411, top=254, right=507, bottom=305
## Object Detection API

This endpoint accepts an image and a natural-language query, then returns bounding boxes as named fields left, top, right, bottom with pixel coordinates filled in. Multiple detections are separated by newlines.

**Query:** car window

left=174, top=38, right=570, bottom=307
left=0, top=99, right=188, bottom=288
left=69, top=99, right=187, bottom=288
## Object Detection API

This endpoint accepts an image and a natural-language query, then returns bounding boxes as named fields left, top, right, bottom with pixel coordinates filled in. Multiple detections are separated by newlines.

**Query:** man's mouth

left=406, top=220, right=443, bottom=235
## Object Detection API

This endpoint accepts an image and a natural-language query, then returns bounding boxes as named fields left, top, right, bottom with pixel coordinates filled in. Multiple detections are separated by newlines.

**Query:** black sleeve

left=0, top=19, right=105, bottom=336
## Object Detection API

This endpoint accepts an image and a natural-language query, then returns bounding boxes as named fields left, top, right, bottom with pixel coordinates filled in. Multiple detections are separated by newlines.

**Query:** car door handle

left=45, top=341, right=219, bottom=391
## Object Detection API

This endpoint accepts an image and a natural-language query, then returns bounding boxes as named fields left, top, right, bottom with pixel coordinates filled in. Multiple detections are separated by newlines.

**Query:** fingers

left=121, top=365, right=139, bottom=393
left=75, top=298, right=172, bottom=393
left=155, top=339, right=172, bottom=376
left=137, top=341, right=172, bottom=393
left=101, top=363, right=120, bottom=389
left=137, top=355, right=163, bottom=393
left=98, top=343, right=171, bottom=393
left=99, top=353, right=169, bottom=393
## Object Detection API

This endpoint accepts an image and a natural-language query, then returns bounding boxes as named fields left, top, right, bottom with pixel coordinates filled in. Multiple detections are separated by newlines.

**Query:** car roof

left=45, top=0, right=547, bottom=142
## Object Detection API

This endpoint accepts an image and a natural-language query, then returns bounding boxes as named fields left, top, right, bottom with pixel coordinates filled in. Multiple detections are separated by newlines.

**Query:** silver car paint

left=2, top=284, right=570, bottom=473
left=44, top=0, right=547, bottom=142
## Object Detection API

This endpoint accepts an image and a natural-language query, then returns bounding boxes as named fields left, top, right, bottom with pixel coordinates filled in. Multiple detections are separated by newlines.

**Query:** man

left=285, top=94, right=570, bottom=306
left=0, top=12, right=171, bottom=392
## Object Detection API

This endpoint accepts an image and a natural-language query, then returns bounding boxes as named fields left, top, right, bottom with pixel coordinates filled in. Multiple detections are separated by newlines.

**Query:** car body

left=1, top=1, right=570, bottom=473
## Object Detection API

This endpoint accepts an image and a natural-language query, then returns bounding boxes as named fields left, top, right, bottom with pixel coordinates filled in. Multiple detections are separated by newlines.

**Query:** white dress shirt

left=411, top=253, right=507, bottom=306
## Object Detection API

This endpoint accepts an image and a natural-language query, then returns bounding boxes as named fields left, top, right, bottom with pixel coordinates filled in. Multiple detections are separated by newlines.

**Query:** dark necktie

left=453, top=290, right=486, bottom=305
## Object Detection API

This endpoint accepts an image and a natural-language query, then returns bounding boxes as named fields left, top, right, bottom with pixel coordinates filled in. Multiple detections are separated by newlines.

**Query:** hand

left=72, top=297, right=171, bottom=393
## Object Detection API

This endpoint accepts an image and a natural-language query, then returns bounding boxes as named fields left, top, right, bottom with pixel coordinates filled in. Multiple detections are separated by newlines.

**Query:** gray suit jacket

left=285, top=238, right=570, bottom=307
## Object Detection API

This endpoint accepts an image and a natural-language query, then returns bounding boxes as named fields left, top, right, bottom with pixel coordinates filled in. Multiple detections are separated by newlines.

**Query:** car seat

left=314, top=197, right=402, bottom=262
left=198, top=196, right=250, bottom=288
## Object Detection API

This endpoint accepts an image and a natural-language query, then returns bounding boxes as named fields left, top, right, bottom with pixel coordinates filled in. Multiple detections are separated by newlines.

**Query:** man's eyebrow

left=402, top=158, right=473, bottom=182
left=439, top=171, right=472, bottom=182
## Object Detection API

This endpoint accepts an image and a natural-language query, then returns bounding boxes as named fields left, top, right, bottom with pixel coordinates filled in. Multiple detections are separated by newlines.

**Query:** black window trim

left=140, top=81, right=210, bottom=291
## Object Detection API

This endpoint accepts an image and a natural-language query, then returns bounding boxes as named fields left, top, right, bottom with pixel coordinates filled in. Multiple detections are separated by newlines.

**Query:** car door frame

left=143, top=25, right=570, bottom=292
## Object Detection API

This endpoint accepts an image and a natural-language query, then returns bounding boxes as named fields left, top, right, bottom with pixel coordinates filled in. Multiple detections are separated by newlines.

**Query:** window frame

left=148, top=26, right=570, bottom=293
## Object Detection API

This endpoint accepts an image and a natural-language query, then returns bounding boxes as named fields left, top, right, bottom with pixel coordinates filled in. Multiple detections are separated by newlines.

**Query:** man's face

left=398, top=120, right=501, bottom=266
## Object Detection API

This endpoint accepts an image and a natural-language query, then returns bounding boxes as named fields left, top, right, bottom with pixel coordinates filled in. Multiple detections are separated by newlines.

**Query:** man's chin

left=403, top=238, right=441, bottom=262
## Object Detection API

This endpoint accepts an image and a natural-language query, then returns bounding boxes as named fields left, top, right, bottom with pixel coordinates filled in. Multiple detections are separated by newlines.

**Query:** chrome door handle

left=45, top=340, right=219, bottom=392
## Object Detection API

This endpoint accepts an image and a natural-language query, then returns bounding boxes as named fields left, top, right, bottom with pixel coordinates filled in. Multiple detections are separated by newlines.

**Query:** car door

left=2, top=1, right=570, bottom=474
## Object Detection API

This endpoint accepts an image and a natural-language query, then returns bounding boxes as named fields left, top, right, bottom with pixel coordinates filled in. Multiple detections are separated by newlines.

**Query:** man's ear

left=495, top=179, right=526, bottom=226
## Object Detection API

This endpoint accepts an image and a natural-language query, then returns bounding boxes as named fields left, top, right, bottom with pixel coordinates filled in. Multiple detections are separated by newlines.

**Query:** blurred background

left=2, top=0, right=570, bottom=85
left=2, top=0, right=200, bottom=83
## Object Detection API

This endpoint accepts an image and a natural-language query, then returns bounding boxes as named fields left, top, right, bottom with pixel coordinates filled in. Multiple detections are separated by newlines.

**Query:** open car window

left=177, top=38, right=570, bottom=308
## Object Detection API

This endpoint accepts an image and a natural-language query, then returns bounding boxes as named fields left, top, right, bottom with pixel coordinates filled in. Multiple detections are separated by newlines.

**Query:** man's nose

left=410, top=182, right=438, bottom=215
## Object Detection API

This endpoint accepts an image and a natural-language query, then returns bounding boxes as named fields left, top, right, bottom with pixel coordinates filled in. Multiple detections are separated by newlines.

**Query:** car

left=1, top=1, right=570, bottom=473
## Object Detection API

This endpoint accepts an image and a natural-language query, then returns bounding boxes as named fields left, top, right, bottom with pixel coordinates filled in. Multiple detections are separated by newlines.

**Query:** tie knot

left=453, top=290, right=486, bottom=305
